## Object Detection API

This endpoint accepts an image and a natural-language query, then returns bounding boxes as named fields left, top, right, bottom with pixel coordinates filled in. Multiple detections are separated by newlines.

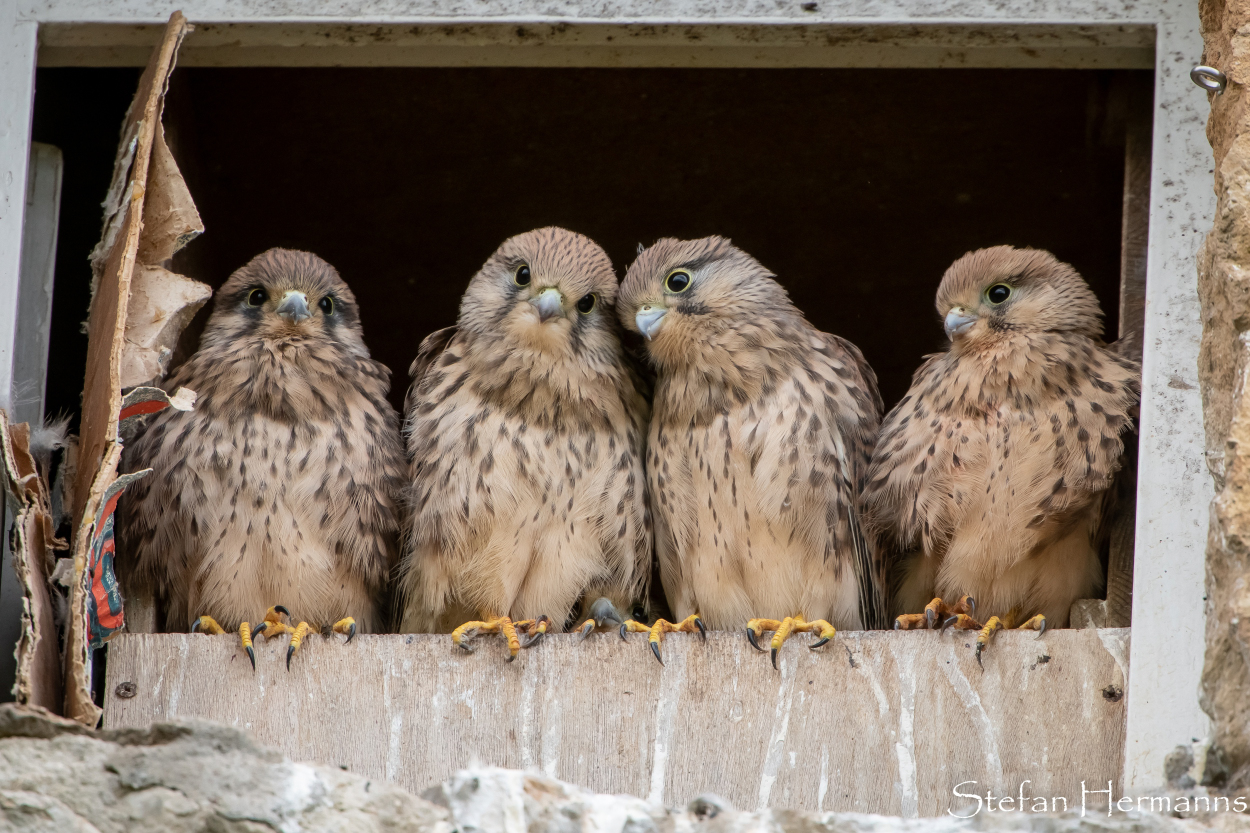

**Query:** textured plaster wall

left=1200, top=0, right=1250, bottom=793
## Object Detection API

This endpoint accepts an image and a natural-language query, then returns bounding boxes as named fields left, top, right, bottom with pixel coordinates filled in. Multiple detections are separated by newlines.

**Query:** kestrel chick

left=618, top=237, right=885, bottom=667
left=398, top=227, right=652, bottom=659
left=119, top=249, right=406, bottom=669
left=862, top=246, right=1139, bottom=663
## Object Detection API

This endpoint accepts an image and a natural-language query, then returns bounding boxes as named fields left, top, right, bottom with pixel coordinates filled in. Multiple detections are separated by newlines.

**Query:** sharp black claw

left=746, top=628, right=763, bottom=652
left=770, top=647, right=779, bottom=670
left=251, top=622, right=267, bottom=639
left=345, top=622, right=356, bottom=644
left=523, top=630, right=546, bottom=649
left=694, top=617, right=706, bottom=641
left=191, top=617, right=203, bottom=634
left=506, top=653, right=517, bottom=663
left=894, top=619, right=902, bottom=630
left=246, top=645, right=256, bottom=671
left=286, top=645, right=295, bottom=671
left=810, top=637, right=829, bottom=650
left=941, top=616, right=958, bottom=634
left=975, top=645, right=985, bottom=669
left=274, top=605, right=290, bottom=617
left=579, top=621, right=594, bottom=642
left=650, top=641, right=664, bottom=665
left=926, top=609, right=937, bottom=628
left=1035, top=619, right=1048, bottom=639
left=618, top=623, right=628, bottom=641
left=966, top=597, right=977, bottom=616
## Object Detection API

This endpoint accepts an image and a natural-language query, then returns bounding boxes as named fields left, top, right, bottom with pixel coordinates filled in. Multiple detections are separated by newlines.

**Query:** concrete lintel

left=36, top=21, right=1157, bottom=68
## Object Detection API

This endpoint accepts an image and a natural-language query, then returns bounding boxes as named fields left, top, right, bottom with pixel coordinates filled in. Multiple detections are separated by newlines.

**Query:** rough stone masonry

left=0, top=704, right=1248, bottom=833
left=1200, top=0, right=1250, bottom=795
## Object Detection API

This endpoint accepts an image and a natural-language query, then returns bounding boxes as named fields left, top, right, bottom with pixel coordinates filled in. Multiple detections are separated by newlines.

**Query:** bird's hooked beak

left=944, top=307, right=978, bottom=340
left=276, top=290, right=311, bottom=324
left=636, top=305, right=667, bottom=340
left=530, top=287, right=564, bottom=323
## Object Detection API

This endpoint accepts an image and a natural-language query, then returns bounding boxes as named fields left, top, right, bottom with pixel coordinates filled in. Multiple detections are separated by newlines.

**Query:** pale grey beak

left=276, top=290, right=311, bottom=323
left=636, top=305, right=667, bottom=340
left=531, top=288, right=564, bottom=323
left=944, top=308, right=978, bottom=340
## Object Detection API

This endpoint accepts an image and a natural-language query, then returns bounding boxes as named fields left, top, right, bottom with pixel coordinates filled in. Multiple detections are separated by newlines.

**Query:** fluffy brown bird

left=617, top=237, right=885, bottom=666
left=398, top=227, right=653, bottom=659
left=119, top=249, right=405, bottom=668
left=861, top=246, right=1139, bottom=662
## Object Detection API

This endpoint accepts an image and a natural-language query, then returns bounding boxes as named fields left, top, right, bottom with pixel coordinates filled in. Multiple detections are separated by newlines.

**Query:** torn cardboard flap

left=68, top=11, right=193, bottom=726
left=121, top=117, right=209, bottom=389
left=122, top=265, right=211, bottom=388
left=137, top=122, right=202, bottom=266
left=1, top=412, right=65, bottom=715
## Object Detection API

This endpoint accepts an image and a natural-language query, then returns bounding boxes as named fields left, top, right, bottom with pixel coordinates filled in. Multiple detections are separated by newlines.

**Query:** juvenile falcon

left=861, top=246, right=1139, bottom=663
left=617, top=236, right=885, bottom=667
left=398, top=227, right=653, bottom=659
left=119, top=248, right=406, bottom=668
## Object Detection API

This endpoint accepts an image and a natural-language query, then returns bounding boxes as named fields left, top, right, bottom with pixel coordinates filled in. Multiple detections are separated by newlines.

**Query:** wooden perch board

left=104, top=629, right=1128, bottom=816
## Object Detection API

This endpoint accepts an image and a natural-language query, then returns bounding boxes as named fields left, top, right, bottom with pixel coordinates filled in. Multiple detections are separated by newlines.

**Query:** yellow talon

left=1019, top=613, right=1048, bottom=634
left=975, top=616, right=1005, bottom=667
left=191, top=615, right=226, bottom=635
left=253, top=605, right=294, bottom=640
left=332, top=617, right=357, bottom=643
left=748, top=616, right=835, bottom=670
left=240, top=621, right=256, bottom=671
left=620, top=614, right=704, bottom=665
left=286, top=621, right=310, bottom=671
left=514, top=615, right=550, bottom=650
left=452, top=614, right=548, bottom=661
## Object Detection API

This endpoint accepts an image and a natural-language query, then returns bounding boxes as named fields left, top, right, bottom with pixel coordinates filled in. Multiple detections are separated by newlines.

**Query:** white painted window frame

left=0, top=0, right=1212, bottom=792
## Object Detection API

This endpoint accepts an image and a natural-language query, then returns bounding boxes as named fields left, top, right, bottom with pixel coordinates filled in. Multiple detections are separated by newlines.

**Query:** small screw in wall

left=1192, top=65, right=1228, bottom=95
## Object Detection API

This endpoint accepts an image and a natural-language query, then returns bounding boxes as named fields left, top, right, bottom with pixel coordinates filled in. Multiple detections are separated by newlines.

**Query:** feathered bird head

left=202, top=248, right=369, bottom=358
left=935, top=246, right=1104, bottom=349
left=617, top=236, right=800, bottom=373
left=456, top=227, right=621, bottom=361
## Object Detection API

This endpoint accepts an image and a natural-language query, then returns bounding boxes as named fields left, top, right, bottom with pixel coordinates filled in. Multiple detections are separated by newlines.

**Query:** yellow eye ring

left=986, top=283, right=1012, bottom=305
left=514, top=264, right=532, bottom=286
left=665, top=270, right=692, bottom=293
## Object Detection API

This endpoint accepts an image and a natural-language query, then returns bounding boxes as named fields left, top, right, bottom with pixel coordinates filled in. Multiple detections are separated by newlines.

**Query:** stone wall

left=0, top=705, right=1246, bottom=833
left=1200, top=0, right=1250, bottom=794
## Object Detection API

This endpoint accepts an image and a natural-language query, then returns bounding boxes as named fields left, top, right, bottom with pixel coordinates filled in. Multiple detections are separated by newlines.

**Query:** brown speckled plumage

left=398, top=227, right=652, bottom=632
left=618, top=237, right=886, bottom=631
left=861, top=246, right=1140, bottom=626
left=118, top=249, right=406, bottom=633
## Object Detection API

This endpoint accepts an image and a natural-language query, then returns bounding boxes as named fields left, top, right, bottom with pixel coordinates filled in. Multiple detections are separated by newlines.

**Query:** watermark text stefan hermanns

left=949, top=781, right=1248, bottom=818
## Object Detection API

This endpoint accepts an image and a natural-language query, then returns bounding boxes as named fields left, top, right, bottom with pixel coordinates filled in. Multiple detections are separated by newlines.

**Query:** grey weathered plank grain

left=103, top=629, right=1128, bottom=817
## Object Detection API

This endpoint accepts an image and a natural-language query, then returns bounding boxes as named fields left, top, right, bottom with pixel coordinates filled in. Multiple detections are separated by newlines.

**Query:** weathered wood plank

left=103, top=629, right=1127, bottom=816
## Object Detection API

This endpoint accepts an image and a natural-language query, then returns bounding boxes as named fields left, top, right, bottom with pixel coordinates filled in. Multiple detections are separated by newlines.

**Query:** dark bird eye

left=665, top=270, right=692, bottom=293
left=987, top=284, right=1012, bottom=304
left=319, top=296, right=335, bottom=315
left=576, top=293, right=596, bottom=314
left=247, top=288, right=268, bottom=306
left=514, top=265, right=531, bottom=286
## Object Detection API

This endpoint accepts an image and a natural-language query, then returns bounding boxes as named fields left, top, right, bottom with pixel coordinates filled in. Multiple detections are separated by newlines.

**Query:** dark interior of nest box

left=33, top=65, right=1151, bottom=426
left=34, top=67, right=1151, bottom=427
